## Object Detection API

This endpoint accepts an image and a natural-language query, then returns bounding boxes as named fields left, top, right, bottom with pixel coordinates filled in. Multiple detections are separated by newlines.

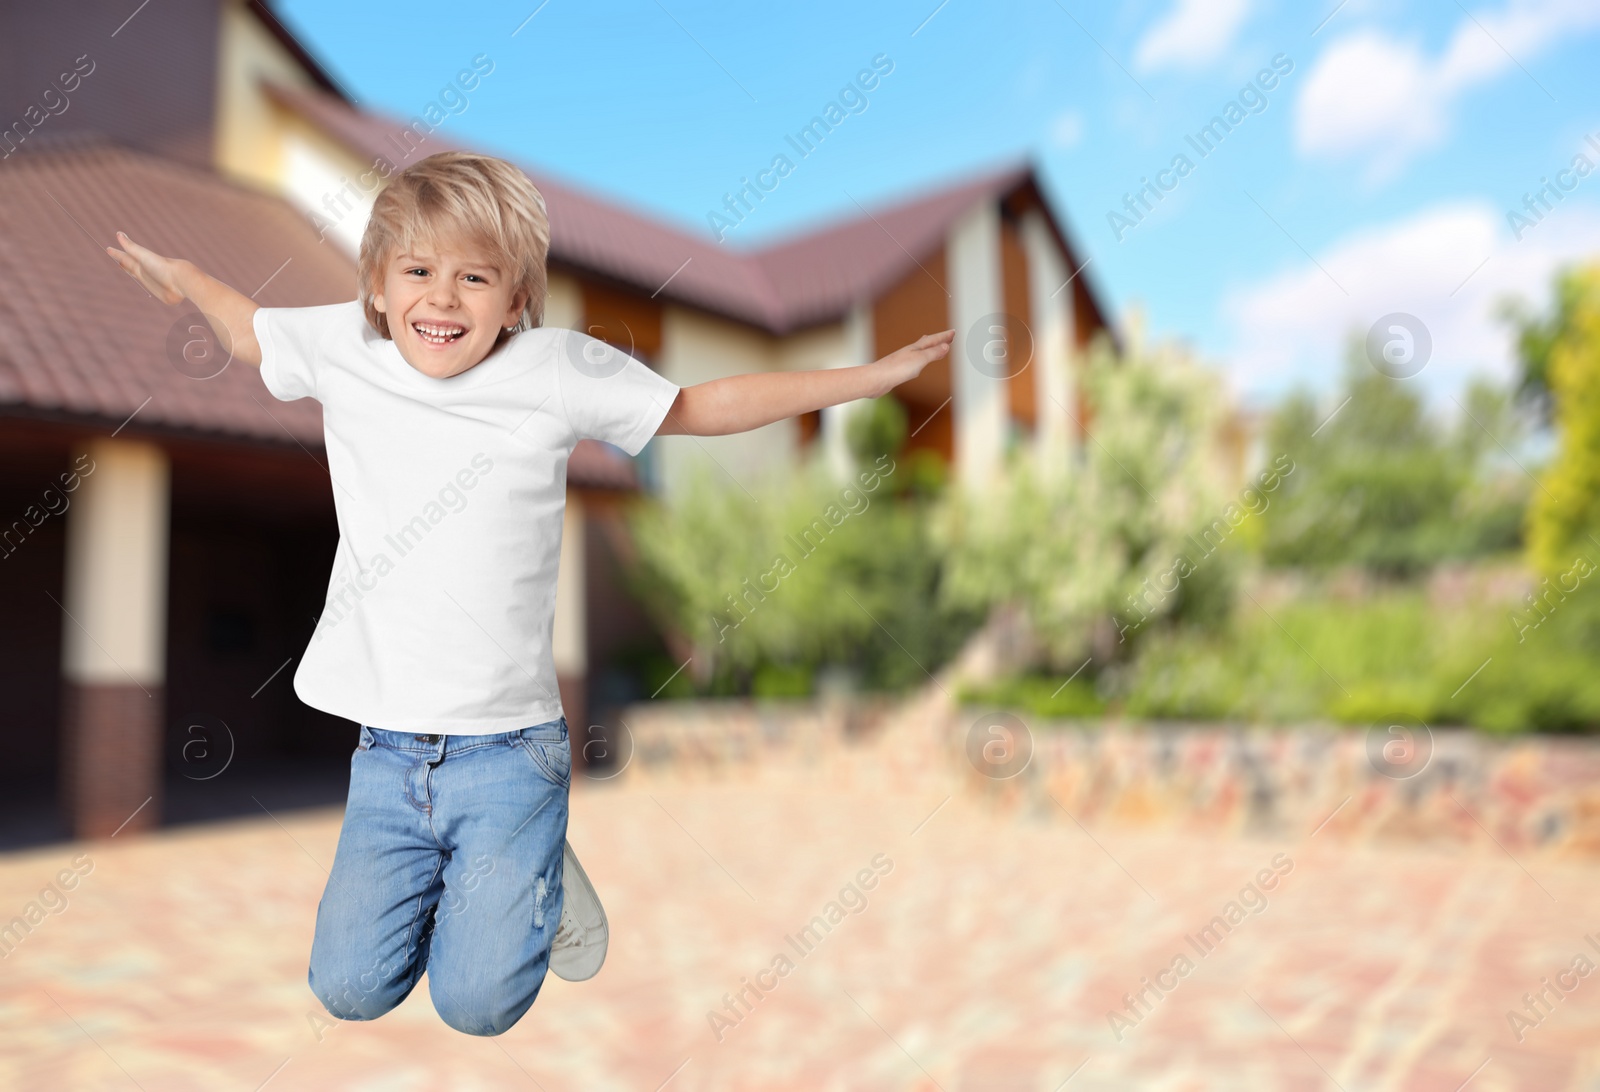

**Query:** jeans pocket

left=517, top=736, right=571, bottom=790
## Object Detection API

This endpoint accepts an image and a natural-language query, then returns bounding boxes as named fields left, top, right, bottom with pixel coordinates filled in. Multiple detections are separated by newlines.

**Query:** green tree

left=1261, top=346, right=1525, bottom=577
left=1500, top=263, right=1598, bottom=424
left=1525, top=262, right=1600, bottom=576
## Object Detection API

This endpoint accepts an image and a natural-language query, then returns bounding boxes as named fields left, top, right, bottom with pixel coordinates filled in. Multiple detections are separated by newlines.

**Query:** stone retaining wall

left=953, top=714, right=1600, bottom=857
left=593, top=696, right=896, bottom=781
left=602, top=697, right=1600, bottom=856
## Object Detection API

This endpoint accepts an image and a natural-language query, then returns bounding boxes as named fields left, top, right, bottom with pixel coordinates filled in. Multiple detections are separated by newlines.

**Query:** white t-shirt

left=252, top=299, right=681, bottom=734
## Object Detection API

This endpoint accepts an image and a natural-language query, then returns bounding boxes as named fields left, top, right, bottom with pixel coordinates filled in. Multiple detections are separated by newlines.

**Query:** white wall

left=543, top=273, right=582, bottom=330
left=814, top=302, right=873, bottom=482
left=212, top=0, right=327, bottom=188
left=653, top=307, right=800, bottom=498
left=280, top=130, right=376, bottom=259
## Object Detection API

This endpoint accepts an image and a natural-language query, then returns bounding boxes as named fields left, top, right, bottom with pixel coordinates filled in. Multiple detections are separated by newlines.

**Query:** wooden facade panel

left=999, top=214, right=1035, bottom=432
left=904, top=401, right=954, bottom=465
left=1072, top=275, right=1098, bottom=352
left=873, top=248, right=952, bottom=462
left=581, top=278, right=664, bottom=362
left=797, top=409, right=821, bottom=448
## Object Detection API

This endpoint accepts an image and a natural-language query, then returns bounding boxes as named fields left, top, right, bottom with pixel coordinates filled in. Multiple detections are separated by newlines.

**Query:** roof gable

left=262, top=82, right=1112, bottom=337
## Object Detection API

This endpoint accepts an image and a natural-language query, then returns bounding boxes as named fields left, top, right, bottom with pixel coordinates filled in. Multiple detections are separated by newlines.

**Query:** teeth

left=413, top=322, right=465, bottom=344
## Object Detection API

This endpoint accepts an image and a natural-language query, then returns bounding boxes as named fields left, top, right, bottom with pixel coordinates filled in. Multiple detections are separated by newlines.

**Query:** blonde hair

left=358, top=151, right=550, bottom=343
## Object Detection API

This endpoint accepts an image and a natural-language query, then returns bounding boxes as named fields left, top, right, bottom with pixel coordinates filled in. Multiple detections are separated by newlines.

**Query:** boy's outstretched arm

left=654, top=329, right=956, bottom=437
left=105, top=231, right=263, bottom=368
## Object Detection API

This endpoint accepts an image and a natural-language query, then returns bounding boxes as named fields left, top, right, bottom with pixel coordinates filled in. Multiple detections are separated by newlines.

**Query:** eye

left=405, top=267, right=428, bottom=276
left=464, top=274, right=485, bottom=283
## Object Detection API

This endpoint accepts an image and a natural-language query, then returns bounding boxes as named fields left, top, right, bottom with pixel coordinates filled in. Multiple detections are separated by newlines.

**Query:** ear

left=504, top=287, right=528, bottom=327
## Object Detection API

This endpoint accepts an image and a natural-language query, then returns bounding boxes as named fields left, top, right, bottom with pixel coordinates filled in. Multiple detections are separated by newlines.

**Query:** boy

left=107, top=151, right=953, bottom=1036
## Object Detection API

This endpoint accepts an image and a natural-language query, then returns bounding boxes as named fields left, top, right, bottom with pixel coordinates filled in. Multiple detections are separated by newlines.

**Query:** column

left=820, top=300, right=875, bottom=483
left=947, top=200, right=1007, bottom=493
left=59, top=437, right=170, bottom=838
left=1021, top=210, right=1076, bottom=484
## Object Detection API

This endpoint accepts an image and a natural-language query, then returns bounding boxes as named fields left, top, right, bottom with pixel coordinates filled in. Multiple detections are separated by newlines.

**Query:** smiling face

left=372, top=237, right=528, bottom=379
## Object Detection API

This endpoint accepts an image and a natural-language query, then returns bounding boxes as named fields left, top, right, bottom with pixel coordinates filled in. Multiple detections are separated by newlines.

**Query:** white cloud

left=1135, top=0, right=1254, bottom=73
left=1220, top=198, right=1600, bottom=404
left=1294, top=31, right=1444, bottom=179
left=1050, top=109, right=1085, bottom=149
left=1296, top=0, right=1600, bottom=176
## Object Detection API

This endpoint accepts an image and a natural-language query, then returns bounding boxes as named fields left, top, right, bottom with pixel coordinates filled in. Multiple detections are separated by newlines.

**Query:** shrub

left=622, top=450, right=984, bottom=697
left=932, top=328, right=1235, bottom=670
left=1101, top=572, right=1600, bottom=735
left=956, top=673, right=1107, bottom=720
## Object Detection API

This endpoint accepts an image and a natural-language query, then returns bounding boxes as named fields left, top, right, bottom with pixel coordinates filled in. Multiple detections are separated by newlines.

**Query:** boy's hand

left=867, top=330, right=955, bottom=397
left=106, top=231, right=187, bottom=305
left=103, top=231, right=263, bottom=368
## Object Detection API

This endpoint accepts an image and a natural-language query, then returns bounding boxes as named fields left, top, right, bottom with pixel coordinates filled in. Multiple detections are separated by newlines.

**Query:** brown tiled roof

left=261, top=82, right=1107, bottom=336
left=0, top=133, right=639, bottom=489
left=265, top=82, right=787, bottom=328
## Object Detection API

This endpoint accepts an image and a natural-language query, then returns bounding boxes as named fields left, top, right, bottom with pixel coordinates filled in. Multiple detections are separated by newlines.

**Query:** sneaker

left=549, top=838, right=608, bottom=981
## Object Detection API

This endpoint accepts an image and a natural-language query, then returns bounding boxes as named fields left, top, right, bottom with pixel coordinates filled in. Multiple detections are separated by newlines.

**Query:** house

left=0, top=0, right=1115, bottom=840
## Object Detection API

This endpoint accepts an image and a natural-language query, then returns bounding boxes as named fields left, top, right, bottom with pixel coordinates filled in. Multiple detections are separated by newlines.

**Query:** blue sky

left=276, top=0, right=1600, bottom=408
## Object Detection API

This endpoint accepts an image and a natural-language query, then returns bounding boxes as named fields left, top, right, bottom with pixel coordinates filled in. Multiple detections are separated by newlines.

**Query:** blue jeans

left=307, top=717, right=570, bottom=1036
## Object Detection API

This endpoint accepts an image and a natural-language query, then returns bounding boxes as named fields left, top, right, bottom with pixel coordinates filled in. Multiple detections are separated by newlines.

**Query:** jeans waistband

left=359, top=715, right=567, bottom=754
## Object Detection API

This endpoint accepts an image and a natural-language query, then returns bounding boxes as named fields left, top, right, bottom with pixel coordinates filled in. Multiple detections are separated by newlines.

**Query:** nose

left=426, top=275, right=460, bottom=309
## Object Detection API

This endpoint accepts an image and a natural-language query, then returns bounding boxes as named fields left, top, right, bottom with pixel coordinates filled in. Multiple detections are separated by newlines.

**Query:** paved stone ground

left=4, top=722, right=1600, bottom=1092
